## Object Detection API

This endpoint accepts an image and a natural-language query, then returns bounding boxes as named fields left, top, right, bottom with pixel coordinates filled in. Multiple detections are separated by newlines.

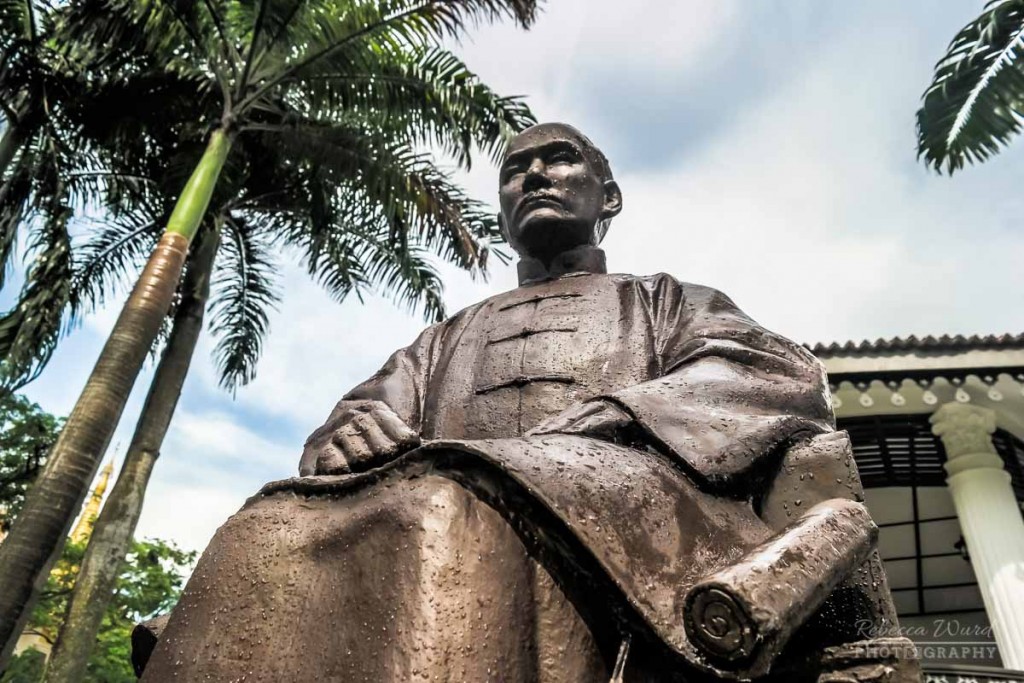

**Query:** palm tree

left=917, top=0, right=1024, bottom=172
left=0, top=0, right=540, bottom=665
left=41, top=220, right=219, bottom=683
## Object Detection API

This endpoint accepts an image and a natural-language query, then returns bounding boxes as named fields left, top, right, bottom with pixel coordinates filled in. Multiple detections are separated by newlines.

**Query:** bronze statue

left=139, top=124, right=921, bottom=681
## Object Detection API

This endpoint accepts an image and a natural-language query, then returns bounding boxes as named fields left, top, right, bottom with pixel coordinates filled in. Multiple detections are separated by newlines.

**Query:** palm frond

left=238, top=0, right=539, bottom=112
left=288, top=208, right=447, bottom=322
left=0, top=200, right=72, bottom=389
left=71, top=209, right=163, bottom=316
left=295, top=45, right=534, bottom=167
left=231, top=137, right=457, bottom=322
left=918, top=0, right=1024, bottom=172
left=254, top=120, right=502, bottom=272
left=355, top=232, right=446, bottom=322
left=209, top=213, right=280, bottom=391
left=64, top=71, right=218, bottom=156
left=54, top=0, right=195, bottom=74
left=0, top=164, right=32, bottom=290
left=65, top=170, right=159, bottom=216
left=343, top=137, right=505, bottom=273
left=0, top=0, right=36, bottom=43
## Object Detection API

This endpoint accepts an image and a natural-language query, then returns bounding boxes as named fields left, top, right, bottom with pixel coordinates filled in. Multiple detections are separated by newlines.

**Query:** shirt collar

left=516, top=245, right=607, bottom=285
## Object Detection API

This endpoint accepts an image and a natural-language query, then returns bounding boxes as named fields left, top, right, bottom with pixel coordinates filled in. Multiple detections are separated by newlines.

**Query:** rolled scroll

left=683, top=498, right=877, bottom=677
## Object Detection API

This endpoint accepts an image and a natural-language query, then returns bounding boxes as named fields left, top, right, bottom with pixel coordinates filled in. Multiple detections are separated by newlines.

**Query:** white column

left=931, top=402, right=1024, bottom=670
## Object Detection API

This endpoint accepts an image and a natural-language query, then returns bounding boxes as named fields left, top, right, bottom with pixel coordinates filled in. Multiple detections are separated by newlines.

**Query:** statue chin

left=512, top=219, right=595, bottom=260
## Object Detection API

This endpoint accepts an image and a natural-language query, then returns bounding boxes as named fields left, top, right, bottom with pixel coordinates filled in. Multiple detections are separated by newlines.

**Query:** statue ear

left=601, top=180, right=623, bottom=219
left=498, top=212, right=510, bottom=244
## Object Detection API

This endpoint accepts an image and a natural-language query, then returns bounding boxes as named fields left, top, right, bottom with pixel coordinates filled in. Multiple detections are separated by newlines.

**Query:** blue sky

left=16, top=0, right=1024, bottom=553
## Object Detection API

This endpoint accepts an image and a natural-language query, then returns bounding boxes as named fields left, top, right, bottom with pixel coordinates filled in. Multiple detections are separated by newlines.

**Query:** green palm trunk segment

left=0, top=129, right=232, bottom=668
left=42, top=229, right=220, bottom=683
left=167, top=129, right=232, bottom=241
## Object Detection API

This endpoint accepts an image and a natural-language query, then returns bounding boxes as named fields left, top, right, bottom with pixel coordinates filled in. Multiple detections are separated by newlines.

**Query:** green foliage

left=0, top=200, right=73, bottom=390
left=0, top=538, right=195, bottom=683
left=918, top=0, right=1024, bottom=172
left=0, top=393, right=61, bottom=531
left=0, top=646, right=44, bottom=683
left=0, top=392, right=190, bottom=681
left=0, top=0, right=538, bottom=391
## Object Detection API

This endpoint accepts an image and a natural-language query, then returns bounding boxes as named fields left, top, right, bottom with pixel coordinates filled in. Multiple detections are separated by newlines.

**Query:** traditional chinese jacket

left=302, top=245, right=832, bottom=491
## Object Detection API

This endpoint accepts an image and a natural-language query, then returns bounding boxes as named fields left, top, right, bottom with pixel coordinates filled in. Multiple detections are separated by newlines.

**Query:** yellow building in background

left=69, top=461, right=114, bottom=545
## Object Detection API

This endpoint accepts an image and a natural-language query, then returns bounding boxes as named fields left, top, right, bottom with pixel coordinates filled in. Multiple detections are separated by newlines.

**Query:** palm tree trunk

left=0, top=122, right=25, bottom=180
left=0, top=128, right=232, bottom=667
left=41, top=227, right=220, bottom=683
left=0, top=100, right=37, bottom=182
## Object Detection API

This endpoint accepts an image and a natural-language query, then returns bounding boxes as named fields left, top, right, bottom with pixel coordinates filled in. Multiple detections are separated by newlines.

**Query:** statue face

left=499, top=124, right=621, bottom=260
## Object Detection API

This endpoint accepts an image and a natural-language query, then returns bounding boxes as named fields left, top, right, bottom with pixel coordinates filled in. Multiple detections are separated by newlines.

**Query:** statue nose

left=523, top=161, right=549, bottom=191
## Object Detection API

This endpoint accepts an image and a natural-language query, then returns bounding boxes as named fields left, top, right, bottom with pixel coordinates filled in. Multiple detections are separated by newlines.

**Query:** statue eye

left=550, top=151, right=576, bottom=164
left=501, top=166, right=524, bottom=182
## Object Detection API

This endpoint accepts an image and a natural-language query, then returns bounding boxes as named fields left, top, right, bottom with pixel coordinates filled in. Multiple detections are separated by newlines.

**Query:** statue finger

left=588, top=405, right=631, bottom=430
left=530, top=402, right=602, bottom=435
left=298, top=447, right=318, bottom=477
left=346, top=412, right=376, bottom=434
left=528, top=413, right=578, bottom=435
left=316, top=443, right=352, bottom=476
left=359, top=421, right=402, bottom=459
left=526, top=419, right=561, bottom=436
left=301, top=427, right=349, bottom=475
left=371, top=409, right=419, bottom=447
left=338, top=432, right=374, bottom=468
left=351, top=399, right=390, bottom=414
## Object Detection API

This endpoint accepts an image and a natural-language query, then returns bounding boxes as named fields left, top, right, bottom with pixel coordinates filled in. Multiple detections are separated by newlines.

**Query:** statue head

left=498, top=123, right=622, bottom=262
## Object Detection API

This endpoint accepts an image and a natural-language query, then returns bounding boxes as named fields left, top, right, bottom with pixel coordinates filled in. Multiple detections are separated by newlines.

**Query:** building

left=813, top=333, right=1024, bottom=683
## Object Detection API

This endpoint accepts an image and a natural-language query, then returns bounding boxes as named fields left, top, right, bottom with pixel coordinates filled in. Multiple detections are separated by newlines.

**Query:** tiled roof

left=808, top=333, right=1024, bottom=357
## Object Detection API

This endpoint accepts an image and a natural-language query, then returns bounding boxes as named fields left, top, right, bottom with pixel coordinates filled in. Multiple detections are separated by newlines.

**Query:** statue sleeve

left=333, top=322, right=441, bottom=430
left=601, top=276, right=834, bottom=489
left=299, top=323, right=440, bottom=475
left=759, top=433, right=900, bottom=649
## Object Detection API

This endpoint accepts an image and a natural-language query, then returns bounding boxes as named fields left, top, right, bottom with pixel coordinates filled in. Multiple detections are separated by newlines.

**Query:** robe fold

left=144, top=258, right=907, bottom=682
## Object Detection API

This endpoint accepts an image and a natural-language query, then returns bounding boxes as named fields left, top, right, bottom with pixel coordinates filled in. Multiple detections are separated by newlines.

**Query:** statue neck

left=516, top=245, right=607, bottom=285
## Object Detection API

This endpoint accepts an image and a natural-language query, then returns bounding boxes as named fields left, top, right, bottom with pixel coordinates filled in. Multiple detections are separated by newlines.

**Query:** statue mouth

left=517, top=193, right=564, bottom=218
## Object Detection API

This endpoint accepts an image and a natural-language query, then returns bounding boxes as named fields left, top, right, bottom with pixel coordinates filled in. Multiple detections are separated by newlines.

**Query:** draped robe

left=142, top=247, right=904, bottom=682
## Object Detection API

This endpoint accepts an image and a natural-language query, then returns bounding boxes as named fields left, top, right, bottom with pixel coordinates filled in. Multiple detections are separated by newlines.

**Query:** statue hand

left=301, top=401, right=420, bottom=476
left=527, top=400, right=632, bottom=441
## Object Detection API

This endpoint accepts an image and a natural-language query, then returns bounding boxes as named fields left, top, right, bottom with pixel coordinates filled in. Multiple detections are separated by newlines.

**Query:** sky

left=15, top=0, right=1024, bottom=555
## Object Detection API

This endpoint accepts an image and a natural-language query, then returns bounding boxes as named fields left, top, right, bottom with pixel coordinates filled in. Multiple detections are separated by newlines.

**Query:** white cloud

left=134, top=480, right=246, bottom=554
left=455, top=0, right=740, bottom=85
left=133, top=409, right=297, bottom=552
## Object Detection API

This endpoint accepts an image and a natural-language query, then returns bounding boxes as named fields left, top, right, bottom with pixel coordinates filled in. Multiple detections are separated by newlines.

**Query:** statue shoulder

left=441, top=297, right=488, bottom=325
left=624, top=273, right=740, bottom=311
left=423, top=298, right=486, bottom=339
